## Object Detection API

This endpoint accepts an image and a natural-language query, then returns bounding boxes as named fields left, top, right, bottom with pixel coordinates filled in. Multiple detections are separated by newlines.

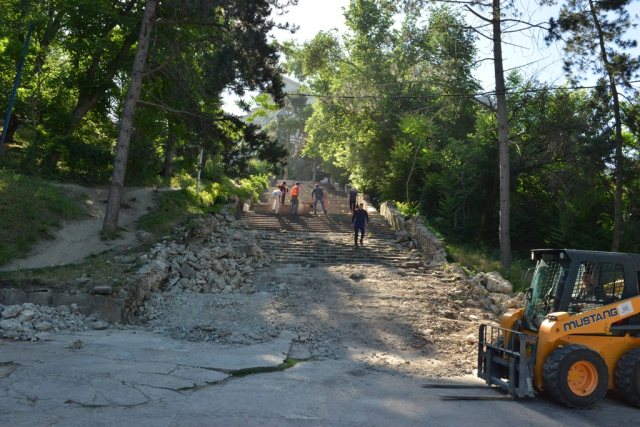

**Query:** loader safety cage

left=423, top=324, right=535, bottom=400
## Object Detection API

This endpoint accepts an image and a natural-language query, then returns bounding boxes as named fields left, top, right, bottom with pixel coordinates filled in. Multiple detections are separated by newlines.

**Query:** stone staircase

left=238, top=181, right=423, bottom=268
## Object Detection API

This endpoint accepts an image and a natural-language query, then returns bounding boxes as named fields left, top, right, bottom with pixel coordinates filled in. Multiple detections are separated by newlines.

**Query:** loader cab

left=522, top=250, right=571, bottom=331
left=522, top=249, right=640, bottom=332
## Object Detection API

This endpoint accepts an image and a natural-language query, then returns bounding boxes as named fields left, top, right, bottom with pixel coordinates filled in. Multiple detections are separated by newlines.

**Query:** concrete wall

left=404, top=216, right=448, bottom=267
left=380, top=201, right=405, bottom=231
left=379, top=201, right=447, bottom=267
left=0, top=288, right=125, bottom=323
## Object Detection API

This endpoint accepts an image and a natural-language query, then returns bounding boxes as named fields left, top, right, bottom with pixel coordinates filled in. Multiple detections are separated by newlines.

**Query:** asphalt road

left=0, top=330, right=637, bottom=426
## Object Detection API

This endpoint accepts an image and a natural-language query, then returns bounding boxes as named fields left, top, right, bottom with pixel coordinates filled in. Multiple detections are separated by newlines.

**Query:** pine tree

left=547, top=0, right=640, bottom=251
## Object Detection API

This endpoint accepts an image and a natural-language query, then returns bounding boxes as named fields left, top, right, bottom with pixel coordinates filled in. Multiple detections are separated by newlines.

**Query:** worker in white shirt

left=272, top=188, right=283, bottom=214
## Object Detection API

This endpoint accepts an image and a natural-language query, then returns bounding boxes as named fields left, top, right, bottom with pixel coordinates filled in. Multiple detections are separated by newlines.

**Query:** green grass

left=0, top=169, right=84, bottom=266
left=137, top=171, right=269, bottom=239
left=229, top=358, right=303, bottom=378
left=136, top=188, right=209, bottom=238
left=446, top=243, right=535, bottom=293
left=0, top=248, right=146, bottom=292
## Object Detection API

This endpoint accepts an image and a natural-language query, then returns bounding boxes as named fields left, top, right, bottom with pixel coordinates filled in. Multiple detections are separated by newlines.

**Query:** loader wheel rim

left=567, top=361, right=598, bottom=396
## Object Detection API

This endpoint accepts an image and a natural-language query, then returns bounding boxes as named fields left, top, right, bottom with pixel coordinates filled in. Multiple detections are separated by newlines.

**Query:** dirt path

left=2, top=185, right=161, bottom=271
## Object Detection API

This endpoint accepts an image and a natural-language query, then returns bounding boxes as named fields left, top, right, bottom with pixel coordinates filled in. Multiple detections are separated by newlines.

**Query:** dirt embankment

left=2, top=185, right=161, bottom=271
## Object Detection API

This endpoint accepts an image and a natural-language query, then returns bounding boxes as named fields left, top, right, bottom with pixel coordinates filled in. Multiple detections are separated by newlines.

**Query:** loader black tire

left=542, top=344, right=609, bottom=409
left=615, top=347, right=640, bottom=407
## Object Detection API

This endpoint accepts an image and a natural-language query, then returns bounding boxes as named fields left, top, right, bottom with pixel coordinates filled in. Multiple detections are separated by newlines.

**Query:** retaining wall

left=0, top=288, right=125, bottom=323
left=379, top=201, right=447, bottom=266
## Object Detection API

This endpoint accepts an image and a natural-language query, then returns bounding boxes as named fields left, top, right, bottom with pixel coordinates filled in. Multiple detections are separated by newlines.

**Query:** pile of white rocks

left=0, top=303, right=109, bottom=341
left=465, top=271, right=526, bottom=316
left=122, top=214, right=273, bottom=323
left=149, top=215, right=271, bottom=295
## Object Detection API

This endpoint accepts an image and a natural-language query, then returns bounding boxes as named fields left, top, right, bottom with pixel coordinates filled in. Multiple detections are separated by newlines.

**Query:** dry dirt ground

left=2, top=185, right=162, bottom=271
left=250, top=261, right=489, bottom=378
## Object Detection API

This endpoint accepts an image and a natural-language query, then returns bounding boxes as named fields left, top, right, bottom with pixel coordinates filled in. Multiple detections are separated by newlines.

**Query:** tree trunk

left=493, top=0, right=511, bottom=269
left=3, top=115, right=22, bottom=144
left=161, top=128, right=176, bottom=177
left=283, top=131, right=290, bottom=181
left=589, top=0, right=623, bottom=251
left=312, top=157, right=317, bottom=182
left=406, top=141, right=423, bottom=203
left=611, top=94, right=624, bottom=252
left=102, top=0, right=157, bottom=235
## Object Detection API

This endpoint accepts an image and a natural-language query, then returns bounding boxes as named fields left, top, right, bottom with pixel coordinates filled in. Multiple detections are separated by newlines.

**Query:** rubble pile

left=0, top=303, right=109, bottom=341
left=142, top=214, right=270, bottom=295
left=129, top=214, right=273, bottom=326
left=465, top=271, right=526, bottom=315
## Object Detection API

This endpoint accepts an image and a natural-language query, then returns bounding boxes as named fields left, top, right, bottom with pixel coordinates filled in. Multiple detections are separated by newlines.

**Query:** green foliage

left=138, top=171, right=268, bottom=238
left=0, top=169, right=83, bottom=266
left=137, top=189, right=211, bottom=239
left=290, top=2, right=478, bottom=194
left=395, top=201, right=421, bottom=217
left=0, top=0, right=291, bottom=187
left=237, top=174, right=270, bottom=201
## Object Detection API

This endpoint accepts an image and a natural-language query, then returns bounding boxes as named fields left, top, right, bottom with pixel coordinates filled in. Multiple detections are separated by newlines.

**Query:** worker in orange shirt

left=290, top=182, right=301, bottom=215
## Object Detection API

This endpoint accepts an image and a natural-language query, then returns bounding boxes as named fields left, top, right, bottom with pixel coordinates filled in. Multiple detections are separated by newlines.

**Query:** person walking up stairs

left=311, top=183, right=327, bottom=215
left=348, top=187, right=358, bottom=214
left=278, top=181, right=288, bottom=206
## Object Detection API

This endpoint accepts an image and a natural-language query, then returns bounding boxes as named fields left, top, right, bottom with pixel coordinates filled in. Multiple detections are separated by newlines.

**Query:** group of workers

left=271, top=181, right=369, bottom=247
left=271, top=181, right=324, bottom=215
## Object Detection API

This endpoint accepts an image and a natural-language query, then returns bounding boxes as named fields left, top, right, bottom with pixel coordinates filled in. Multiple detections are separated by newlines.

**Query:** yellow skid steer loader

left=426, top=249, right=640, bottom=409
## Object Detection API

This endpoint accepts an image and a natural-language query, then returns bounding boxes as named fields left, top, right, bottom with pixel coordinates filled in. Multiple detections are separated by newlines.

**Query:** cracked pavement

left=1, top=330, right=638, bottom=426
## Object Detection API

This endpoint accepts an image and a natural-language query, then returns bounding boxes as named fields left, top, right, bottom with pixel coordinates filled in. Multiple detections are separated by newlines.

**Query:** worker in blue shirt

left=311, top=183, right=327, bottom=215
left=351, top=203, right=369, bottom=247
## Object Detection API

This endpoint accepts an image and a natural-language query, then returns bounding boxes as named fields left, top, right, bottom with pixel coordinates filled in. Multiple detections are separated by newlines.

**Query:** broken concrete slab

left=88, top=377, right=149, bottom=406
left=110, top=371, right=198, bottom=391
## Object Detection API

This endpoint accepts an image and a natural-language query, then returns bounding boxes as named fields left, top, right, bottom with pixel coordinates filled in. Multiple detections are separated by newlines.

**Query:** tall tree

left=102, top=0, right=296, bottom=234
left=403, top=0, right=556, bottom=268
left=246, top=91, right=313, bottom=180
left=290, top=2, right=478, bottom=192
left=546, top=0, right=640, bottom=252
left=102, top=0, right=157, bottom=235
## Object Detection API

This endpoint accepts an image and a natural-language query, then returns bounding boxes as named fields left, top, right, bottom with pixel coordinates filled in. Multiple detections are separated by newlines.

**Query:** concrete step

left=255, top=231, right=420, bottom=267
left=250, top=182, right=416, bottom=267
left=238, top=213, right=394, bottom=235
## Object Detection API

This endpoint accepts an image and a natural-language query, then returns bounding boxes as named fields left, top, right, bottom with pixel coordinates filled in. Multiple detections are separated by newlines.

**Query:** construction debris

left=0, top=303, right=109, bottom=341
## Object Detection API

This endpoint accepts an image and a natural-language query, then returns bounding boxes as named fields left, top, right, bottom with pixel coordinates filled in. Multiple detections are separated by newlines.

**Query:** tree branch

left=137, top=100, right=214, bottom=119
left=465, top=5, right=492, bottom=23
